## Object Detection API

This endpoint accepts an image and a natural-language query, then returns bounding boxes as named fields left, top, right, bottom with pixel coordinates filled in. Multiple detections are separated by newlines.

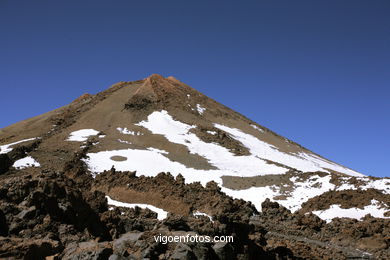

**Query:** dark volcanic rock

left=170, top=243, right=196, bottom=259
left=61, top=241, right=113, bottom=260
left=0, top=209, right=8, bottom=236
left=0, top=237, right=62, bottom=260
left=0, top=167, right=389, bottom=259
left=0, top=154, right=12, bottom=174
left=212, top=242, right=235, bottom=260
left=163, top=215, right=191, bottom=231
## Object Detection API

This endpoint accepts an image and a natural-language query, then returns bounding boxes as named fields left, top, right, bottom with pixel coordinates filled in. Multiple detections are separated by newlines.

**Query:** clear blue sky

left=1, top=1, right=389, bottom=177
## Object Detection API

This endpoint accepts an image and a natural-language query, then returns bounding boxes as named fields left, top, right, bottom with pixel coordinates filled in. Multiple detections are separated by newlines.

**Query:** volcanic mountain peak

left=129, top=74, right=189, bottom=105
left=1, top=75, right=389, bottom=227
left=145, top=73, right=164, bottom=79
left=142, top=73, right=181, bottom=89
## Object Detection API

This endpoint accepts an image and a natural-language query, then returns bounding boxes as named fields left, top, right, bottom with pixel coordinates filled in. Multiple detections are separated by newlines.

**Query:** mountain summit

left=1, top=75, right=389, bottom=259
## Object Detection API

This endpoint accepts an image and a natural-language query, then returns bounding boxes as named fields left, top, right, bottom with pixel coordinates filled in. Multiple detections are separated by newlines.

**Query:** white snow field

left=81, top=110, right=388, bottom=218
left=13, top=156, right=40, bottom=169
left=214, top=124, right=363, bottom=177
left=136, top=110, right=288, bottom=177
left=312, top=200, right=390, bottom=223
left=336, top=177, right=390, bottom=194
left=67, top=129, right=100, bottom=142
left=221, top=174, right=336, bottom=212
left=0, top=138, right=38, bottom=154
left=106, top=196, right=168, bottom=220
left=222, top=174, right=390, bottom=213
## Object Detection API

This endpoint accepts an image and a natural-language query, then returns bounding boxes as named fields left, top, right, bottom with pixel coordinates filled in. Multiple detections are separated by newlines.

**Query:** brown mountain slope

left=1, top=74, right=389, bottom=216
left=1, top=74, right=389, bottom=259
left=0, top=74, right=358, bottom=173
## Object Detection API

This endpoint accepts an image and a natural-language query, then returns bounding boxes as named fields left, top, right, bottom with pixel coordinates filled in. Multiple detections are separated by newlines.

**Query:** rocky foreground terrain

left=0, top=75, right=389, bottom=259
left=0, top=139, right=388, bottom=259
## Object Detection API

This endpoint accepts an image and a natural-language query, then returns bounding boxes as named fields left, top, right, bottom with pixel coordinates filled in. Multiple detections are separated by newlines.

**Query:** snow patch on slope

left=221, top=174, right=390, bottom=214
left=83, top=148, right=224, bottom=184
left=196, top=104, right=206, bottom=115
left=0, top=138, right=38, bottom=154
left=13, top=156, right=40, bottom=169
left=67, top=129, right=100, bottom=142
left=286, top=175, right=335, bottom=212
left=360, top=178, right=390, bottom=194
left=336, top=177, right=390, bottom=194
left=106, top=196, right=168, bottom=220
left=193, top=211, right=213, bottom=222
left=222, top=174, right=335, bottom=212
left=117, top=127, right=143, bottom=136
left=312, top=200, right=390, bottom=223
left=135, top=110, right=288, bottom=177
left=214, top=124, right=363, bottom=177
left=251, top=124, right=264, bottom=133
